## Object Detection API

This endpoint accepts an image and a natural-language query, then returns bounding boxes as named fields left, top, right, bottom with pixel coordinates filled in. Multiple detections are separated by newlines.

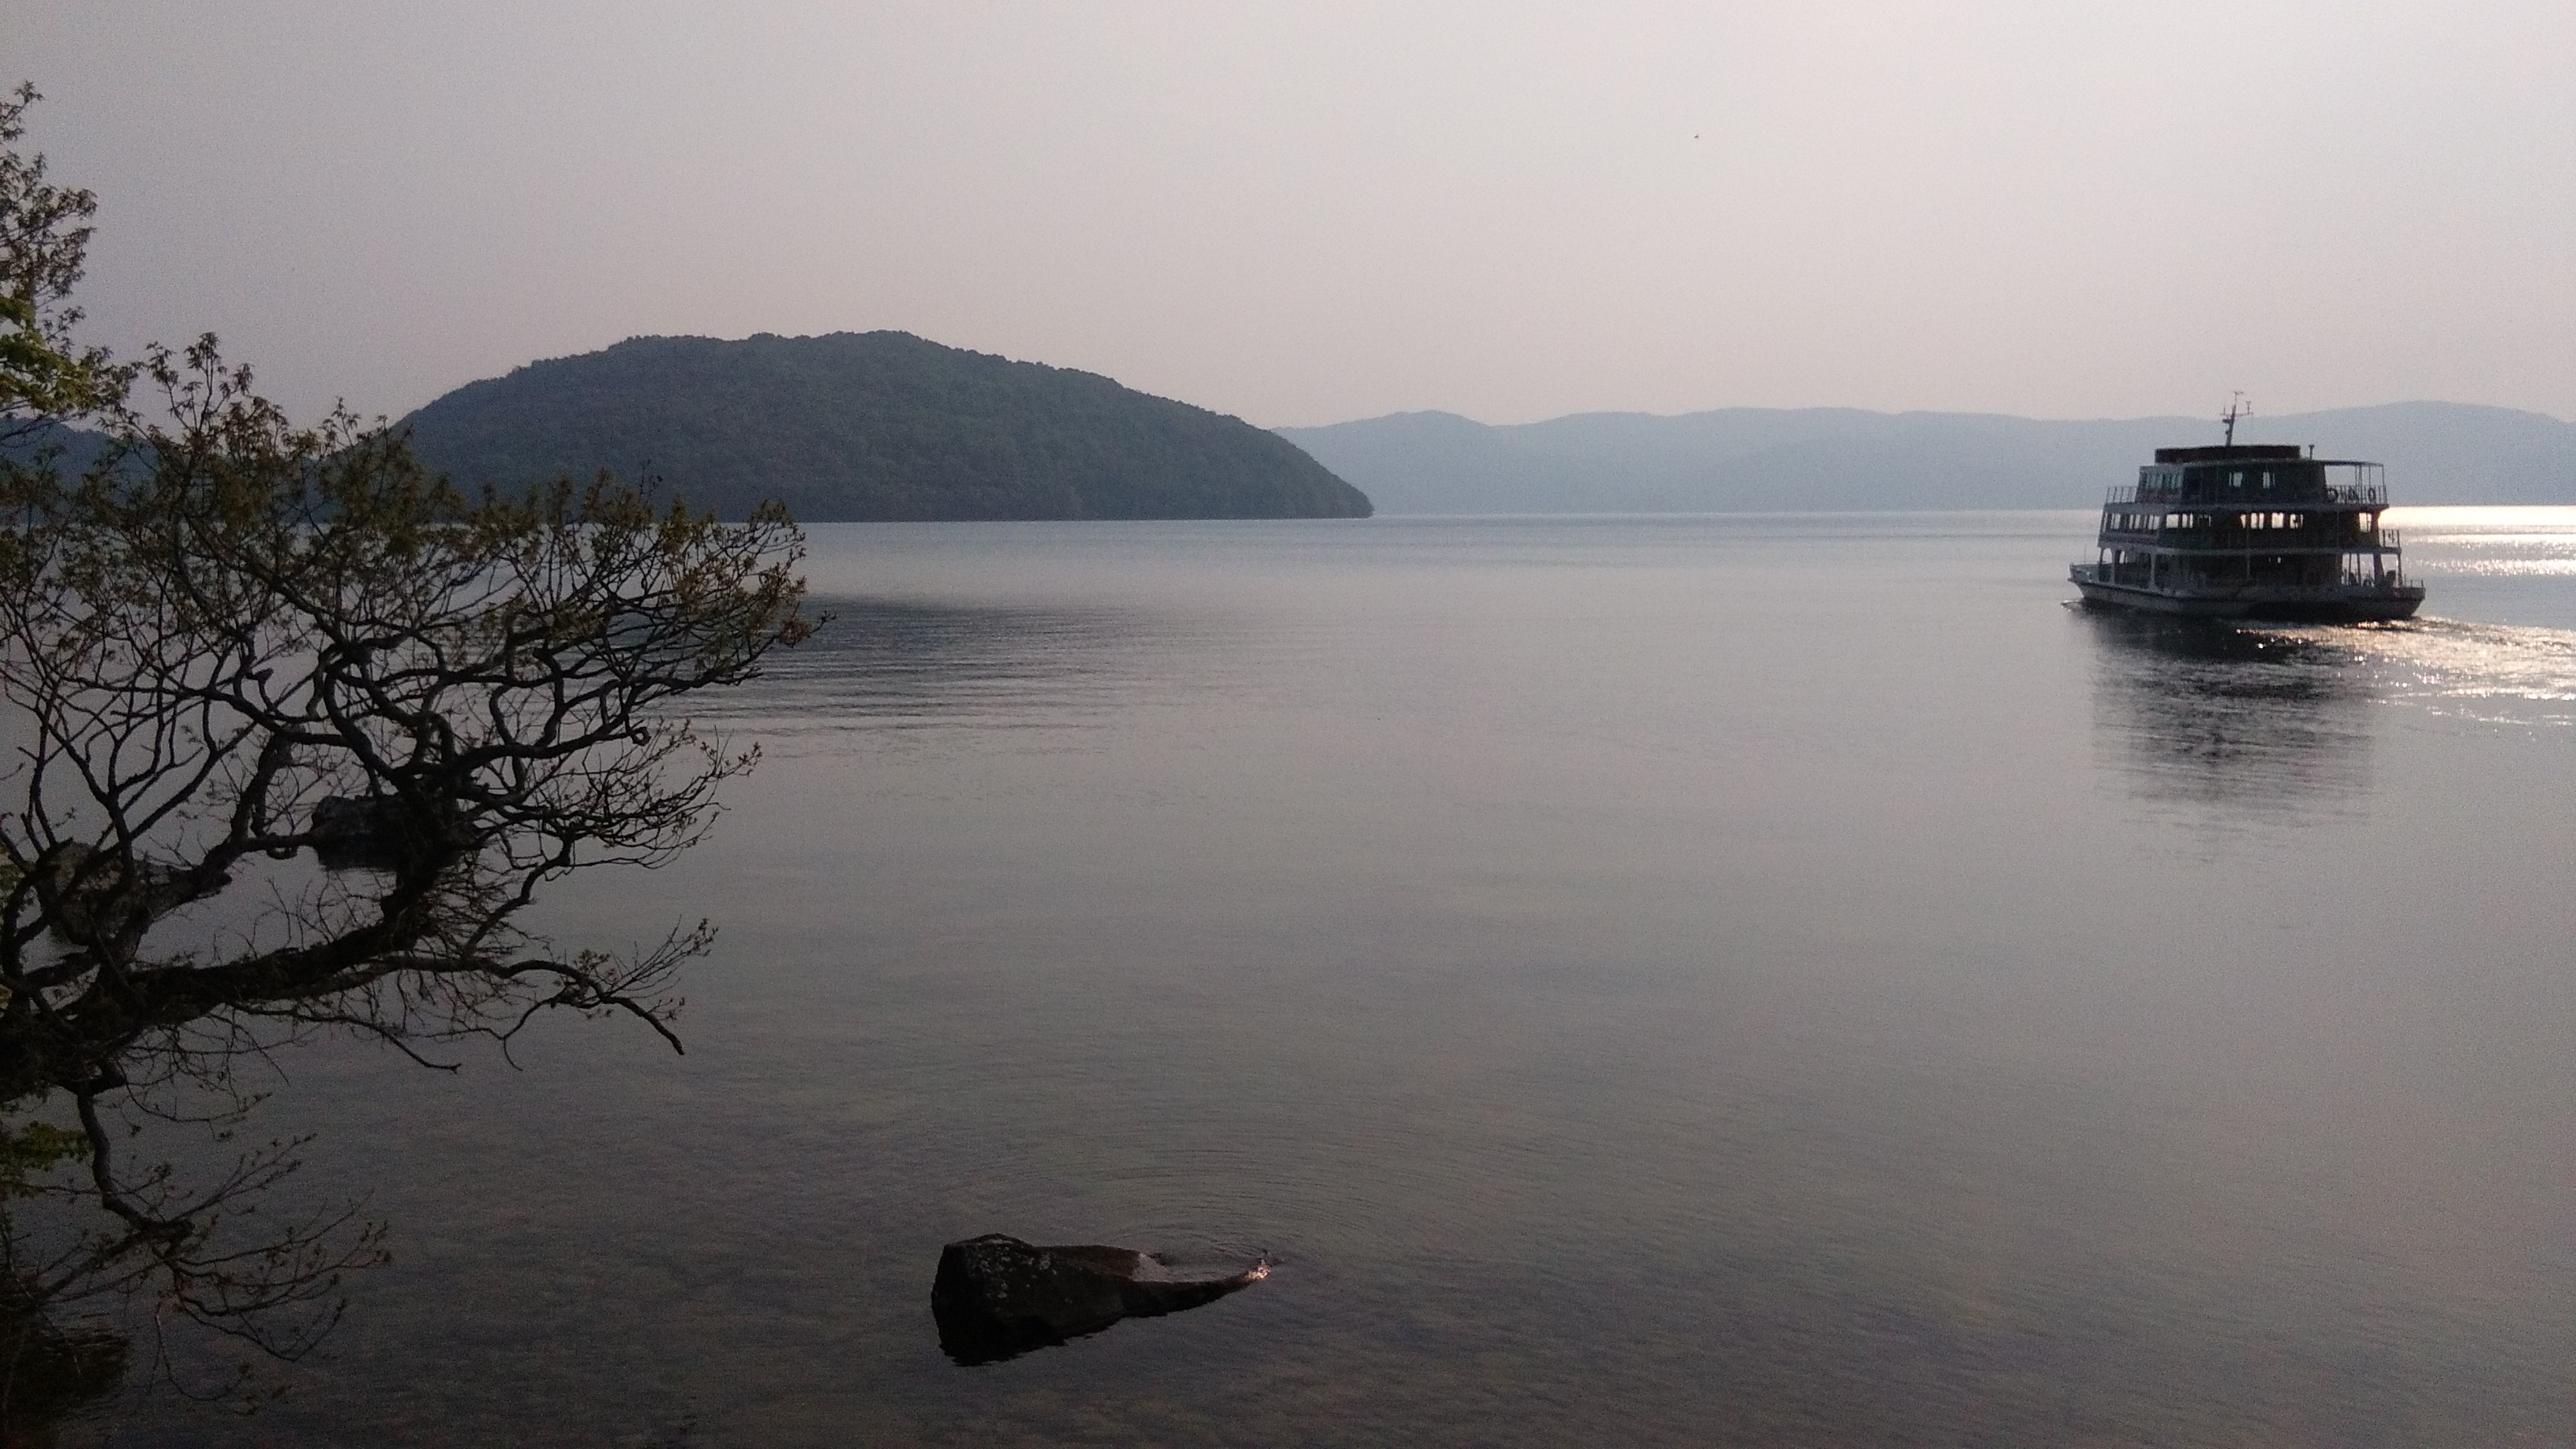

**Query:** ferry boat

left=2069, top=409, right=2424, bottom=621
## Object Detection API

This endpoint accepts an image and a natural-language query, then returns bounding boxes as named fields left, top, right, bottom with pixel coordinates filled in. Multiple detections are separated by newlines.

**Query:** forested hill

left=1277, top=402, right=2576, bottom=513
left=399, top=331, right=1372, bottom=521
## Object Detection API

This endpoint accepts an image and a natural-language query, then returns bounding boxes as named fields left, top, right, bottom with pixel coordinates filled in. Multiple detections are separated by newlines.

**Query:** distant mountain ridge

left=400, top=331, right=1372, bottom=521
left=1275, top=402, right=2576, bottom=513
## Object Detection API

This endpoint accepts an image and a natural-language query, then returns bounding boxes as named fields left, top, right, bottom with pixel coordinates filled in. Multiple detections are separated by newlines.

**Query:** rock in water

left=931, top=1234, right=1267, bottom=1365
left=309, top=796, right=411, bottom=872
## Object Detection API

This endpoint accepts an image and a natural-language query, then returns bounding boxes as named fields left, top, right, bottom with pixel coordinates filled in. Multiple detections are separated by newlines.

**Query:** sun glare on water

left=2387, top=506, right=2576, bottom=577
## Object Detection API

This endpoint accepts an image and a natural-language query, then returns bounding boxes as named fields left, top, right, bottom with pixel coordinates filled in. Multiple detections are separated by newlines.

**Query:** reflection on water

left=2389, top=507, right=2576, bottom=578
left=2383, top=507, right=2576, bottom=631
left=2084, top=610, right=2376, bottom=815
left=2271, top=615, right=2576, bottom=728
left=2087, top=601, right=2576, bottom=820
left=687, top=597, right=1166, bottom=743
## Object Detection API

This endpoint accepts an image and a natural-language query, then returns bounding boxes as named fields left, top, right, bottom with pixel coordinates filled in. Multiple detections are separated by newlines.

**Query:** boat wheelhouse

left=2069, top=441, right=2424, bottom=621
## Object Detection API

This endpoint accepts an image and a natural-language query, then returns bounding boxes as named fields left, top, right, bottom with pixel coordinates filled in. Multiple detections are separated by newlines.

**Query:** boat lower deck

left=2069, top=565, right=2424, bottom=621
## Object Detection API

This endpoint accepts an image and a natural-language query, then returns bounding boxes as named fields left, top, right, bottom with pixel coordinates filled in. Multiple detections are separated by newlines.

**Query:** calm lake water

left=89, top=510, right=2576, bottom=1447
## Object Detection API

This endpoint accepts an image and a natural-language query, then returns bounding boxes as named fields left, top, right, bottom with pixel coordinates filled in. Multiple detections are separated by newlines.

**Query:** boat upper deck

left=2106, top=447, right=2387, bottom=507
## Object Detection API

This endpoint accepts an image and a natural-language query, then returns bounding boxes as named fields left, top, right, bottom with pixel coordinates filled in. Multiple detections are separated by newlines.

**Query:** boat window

left=2359, top=514, right=2375, bottom=531
left=2230, top=471, right=2245, bottom=489
left=2260, top=471, right=2275, bottom=489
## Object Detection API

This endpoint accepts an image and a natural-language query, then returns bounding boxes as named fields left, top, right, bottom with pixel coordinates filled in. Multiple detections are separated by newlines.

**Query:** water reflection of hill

left=2084, top=612, right=2376, bottom=816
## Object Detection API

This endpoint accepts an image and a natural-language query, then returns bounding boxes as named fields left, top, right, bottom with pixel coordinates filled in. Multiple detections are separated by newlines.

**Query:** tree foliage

left=0, top=84, right=812, bottom=1421
left=0, top=84, right=122, bottom=440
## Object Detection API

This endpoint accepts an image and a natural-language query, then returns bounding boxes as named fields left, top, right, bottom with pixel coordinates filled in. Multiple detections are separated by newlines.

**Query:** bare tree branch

left=0, top=331, right=807, bottom=1384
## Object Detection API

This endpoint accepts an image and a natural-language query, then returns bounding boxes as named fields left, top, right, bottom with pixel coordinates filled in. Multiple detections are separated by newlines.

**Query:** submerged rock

left=931, top=1234, right=1267, bottom=1365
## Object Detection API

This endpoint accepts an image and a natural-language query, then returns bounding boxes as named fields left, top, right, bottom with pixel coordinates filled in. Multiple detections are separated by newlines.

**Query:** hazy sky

left=16, top=2, right=2574, bottom=428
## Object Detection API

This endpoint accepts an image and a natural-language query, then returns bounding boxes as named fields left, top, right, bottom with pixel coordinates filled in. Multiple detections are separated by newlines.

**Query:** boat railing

left=2105, top=488, right=2386, bottom=507
left=2102, top=463, right=2389, bottom=509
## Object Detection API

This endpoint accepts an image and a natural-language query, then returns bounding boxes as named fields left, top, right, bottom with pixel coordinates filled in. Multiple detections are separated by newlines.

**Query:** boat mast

left=2221, top=391, right=2249, bottom=446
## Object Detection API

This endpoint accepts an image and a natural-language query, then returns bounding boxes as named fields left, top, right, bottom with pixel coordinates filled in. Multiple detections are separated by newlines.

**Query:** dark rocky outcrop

left=309, top=796, right=414, bottom=872
left=308, top=795, right=465, bottom=874
left=930, top=1234, right=1267, bottom=1365
left=0, top=1294, right=129, bottom=1443
left=31, top=844, right=227, bottom=949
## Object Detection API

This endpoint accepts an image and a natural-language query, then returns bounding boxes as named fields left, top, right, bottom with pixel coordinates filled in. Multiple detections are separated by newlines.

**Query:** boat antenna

left=2221, top=392, right=2249, bottom=446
